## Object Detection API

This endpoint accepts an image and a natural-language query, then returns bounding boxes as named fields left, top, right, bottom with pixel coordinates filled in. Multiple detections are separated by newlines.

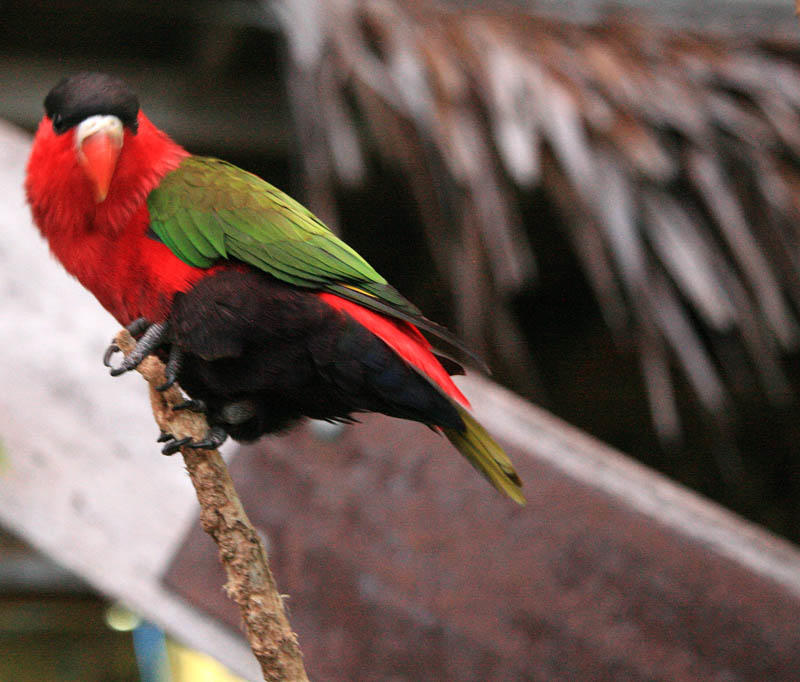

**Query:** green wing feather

left=150, top=157, right=413, bottom=304
left=148, top=156, right=481, bottom=365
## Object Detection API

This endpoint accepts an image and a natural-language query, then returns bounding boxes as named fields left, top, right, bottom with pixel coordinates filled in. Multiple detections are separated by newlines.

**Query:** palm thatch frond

left=271, top=0, right=800, bottom=440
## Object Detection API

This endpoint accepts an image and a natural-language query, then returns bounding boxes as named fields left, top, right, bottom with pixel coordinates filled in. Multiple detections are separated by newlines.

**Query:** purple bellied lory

left=25, top=72, right=523, bottom=503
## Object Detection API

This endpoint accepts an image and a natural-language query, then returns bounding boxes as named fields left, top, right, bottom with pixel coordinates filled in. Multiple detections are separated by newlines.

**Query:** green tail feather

left=442, top=405, right=525, bottom=505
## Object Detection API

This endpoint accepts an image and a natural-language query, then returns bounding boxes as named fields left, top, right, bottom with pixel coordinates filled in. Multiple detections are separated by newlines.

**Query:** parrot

left=25, top=72, right=524, bottom=504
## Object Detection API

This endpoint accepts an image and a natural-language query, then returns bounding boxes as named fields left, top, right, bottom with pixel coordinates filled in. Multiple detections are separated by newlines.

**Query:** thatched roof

left=273, top=0, right=800, bottom=440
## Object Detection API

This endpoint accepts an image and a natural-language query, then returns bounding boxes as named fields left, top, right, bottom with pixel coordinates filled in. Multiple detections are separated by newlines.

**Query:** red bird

left=25, top=73, right=523, bottom=503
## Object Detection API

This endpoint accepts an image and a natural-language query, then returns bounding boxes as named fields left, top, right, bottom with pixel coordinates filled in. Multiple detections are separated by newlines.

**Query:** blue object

left=132, top=621, right=171, bottom=682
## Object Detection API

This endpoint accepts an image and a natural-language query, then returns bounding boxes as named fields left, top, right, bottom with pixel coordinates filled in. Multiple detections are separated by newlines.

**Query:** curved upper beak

left=75, top=115, right=124, bottom=203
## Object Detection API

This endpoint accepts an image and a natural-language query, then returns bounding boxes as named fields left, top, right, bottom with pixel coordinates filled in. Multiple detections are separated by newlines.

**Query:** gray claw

left=173, top=399, right=207, bottom=413
left=156, top=344, right=183, bottom=392
left=109, top=358, right=138, bottom=377
left=107, top=321, right=170, bottom=377
left=159, top=427, right=228, bottom=455
left=162, top=436, right=191, bottom=456
left=126, top=317, right=150, bottom=337
left=103, top=344, right=120, bottom=367
left=186, top=427, right=228, bottom=451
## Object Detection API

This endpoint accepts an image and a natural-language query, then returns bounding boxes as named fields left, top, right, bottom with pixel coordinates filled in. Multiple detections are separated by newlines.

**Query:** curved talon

left=109, top=357, right=138, bottom=377
left=160, top=427, right=227, bottom=455
left=186, top=427, right=228, bottom=451
left=106, top=321, right=170, bottom=377
left=173, top=399, right=207, bottom=414
left=156, top=378, right=176, bottom=392
left=162, top=436, right=191, bottom=456
left=102, top=344, right=120, bottom=367
left=156, top=344, right=183, bottom=392
left=126, top=317, right=150, bottom=337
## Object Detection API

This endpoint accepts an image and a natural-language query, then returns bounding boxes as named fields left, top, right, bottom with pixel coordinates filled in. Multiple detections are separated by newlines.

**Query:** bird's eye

left=52, top=113, right=64, bottom=132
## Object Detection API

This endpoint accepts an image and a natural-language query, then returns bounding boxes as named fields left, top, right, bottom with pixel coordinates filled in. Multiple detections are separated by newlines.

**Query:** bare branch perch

left=114, top=329, right=308, bottom=682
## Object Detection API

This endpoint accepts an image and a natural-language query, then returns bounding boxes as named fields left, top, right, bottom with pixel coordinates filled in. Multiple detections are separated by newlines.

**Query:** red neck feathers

left=26, top=113, right=187, bottom=239
left=26, top=113, right=205, bottom=325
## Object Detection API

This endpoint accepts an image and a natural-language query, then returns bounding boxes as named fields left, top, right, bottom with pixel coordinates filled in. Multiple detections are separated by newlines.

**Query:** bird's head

left=27, top=73, right=187, bottom=236
left=41, top=72, right=140, bottom=203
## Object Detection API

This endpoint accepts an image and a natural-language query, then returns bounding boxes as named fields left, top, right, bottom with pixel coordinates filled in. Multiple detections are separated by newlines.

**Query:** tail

left=442, top=405, right=525, bottom=505
left=318, top=293, right=524, bottom=503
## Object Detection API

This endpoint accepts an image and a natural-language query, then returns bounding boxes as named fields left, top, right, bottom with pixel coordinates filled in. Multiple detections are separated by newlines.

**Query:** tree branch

left=114, top=329, right=308, bottom=682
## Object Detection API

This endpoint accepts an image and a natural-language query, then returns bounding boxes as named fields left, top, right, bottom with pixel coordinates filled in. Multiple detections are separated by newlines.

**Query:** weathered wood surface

left=2, top=118, right=800, bottom=681
left=165, top=389, right=800, bottom=680
left=0, top=120, right=262, bottom=680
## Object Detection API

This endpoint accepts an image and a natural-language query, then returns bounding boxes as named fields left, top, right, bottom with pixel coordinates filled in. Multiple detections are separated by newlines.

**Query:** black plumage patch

left=170, top=270, right=464, bottom=441
left=44, top=72, right=139, bottom=135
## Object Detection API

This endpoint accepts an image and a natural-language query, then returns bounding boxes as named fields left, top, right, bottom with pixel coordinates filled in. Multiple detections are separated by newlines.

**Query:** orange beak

left=77, top=128, right=123, bottom=203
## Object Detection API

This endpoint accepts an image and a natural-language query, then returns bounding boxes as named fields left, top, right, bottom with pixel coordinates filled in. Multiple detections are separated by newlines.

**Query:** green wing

left=148, top=156, right=476, bottom=363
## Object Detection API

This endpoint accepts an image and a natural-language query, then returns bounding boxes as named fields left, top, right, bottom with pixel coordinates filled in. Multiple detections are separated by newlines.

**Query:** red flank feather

left=318, top=293, right=470, bottom=408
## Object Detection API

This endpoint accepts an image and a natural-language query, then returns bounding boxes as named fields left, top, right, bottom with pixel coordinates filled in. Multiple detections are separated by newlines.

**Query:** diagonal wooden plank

left=0, top=120, right=261, bottom=681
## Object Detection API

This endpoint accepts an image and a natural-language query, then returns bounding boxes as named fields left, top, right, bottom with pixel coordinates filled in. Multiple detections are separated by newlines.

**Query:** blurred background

left=1, top=0, right=800, bottom=679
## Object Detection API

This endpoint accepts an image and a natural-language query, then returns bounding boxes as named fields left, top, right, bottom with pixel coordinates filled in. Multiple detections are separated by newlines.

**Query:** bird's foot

left=156, top=344, right=183, bottom=391
left=172, top=398, right=207, bottom=414
left=126, top=317, right=151, bottom=338
left=103, top=320, right=170, bottom=376
left=102, top=318, right=150, bottom=366
left=159, top=426, right=228, bottom=455
left=160, top=435, right=191, bottom=455
left=188, top=426, right=228, bottom=451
